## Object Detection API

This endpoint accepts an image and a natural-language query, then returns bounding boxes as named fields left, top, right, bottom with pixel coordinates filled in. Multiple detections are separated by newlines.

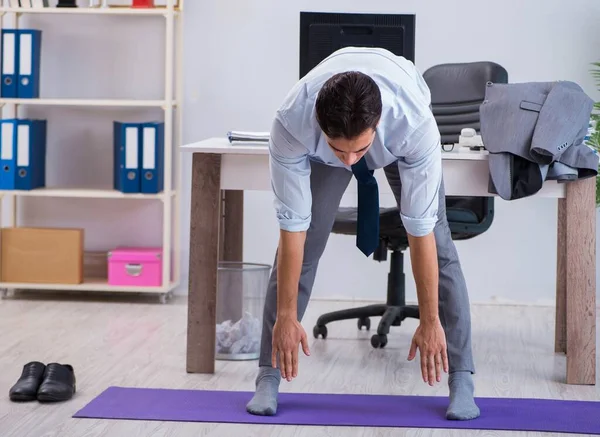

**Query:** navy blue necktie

left=351, top=156, right=379, bottom=257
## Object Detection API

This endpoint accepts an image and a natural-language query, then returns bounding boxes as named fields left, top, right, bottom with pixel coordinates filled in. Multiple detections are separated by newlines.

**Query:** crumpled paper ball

left=216, top=311, right=261, bottom=355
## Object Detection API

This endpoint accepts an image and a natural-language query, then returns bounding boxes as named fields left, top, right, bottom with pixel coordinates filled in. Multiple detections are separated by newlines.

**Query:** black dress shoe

left=9, top=361, right=46, bottom=402
left=37, top=363, right=76, bottom=402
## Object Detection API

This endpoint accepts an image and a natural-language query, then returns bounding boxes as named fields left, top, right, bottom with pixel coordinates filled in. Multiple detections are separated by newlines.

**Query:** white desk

left=181, top=137, right=596, bottom=385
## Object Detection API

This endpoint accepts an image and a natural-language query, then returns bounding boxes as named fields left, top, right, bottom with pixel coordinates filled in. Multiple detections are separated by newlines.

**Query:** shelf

left=0, top=188, right=176, bottom=199
left=0, top=278, right=176, bottom=293
left=0, top=7, right=178, bottom=16
left=0, top=98, right=175, bottom=107
left=0, top=1, right=183, bottom=299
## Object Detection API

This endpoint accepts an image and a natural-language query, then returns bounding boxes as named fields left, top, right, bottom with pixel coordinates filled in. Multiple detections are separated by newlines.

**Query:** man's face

left=325, top=128, right=376, bottom=166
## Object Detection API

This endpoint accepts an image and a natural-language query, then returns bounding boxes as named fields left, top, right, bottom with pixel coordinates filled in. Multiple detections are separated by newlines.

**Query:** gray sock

left=246, top=366, right=281, bottom=416
left=446, top=371, right=480, bottom=420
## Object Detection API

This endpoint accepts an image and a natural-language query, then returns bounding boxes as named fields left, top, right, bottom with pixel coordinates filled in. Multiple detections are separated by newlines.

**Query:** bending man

left=246, top=46, right=479, bottom=421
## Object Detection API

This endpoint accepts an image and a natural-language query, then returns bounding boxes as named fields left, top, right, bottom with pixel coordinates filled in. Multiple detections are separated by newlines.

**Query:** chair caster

left=313, top=324, right=328, bottom=339
left=371, top=334, right=388, bottom=349
left=357, top=317, right=371, bottom=331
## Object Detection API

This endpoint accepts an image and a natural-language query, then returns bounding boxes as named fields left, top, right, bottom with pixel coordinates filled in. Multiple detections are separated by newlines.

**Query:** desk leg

left=221, top=190, right=244, bottom=262
left=564, top=177, right=596, bottom=385
left=186, top=153, right=221, bottom=374
left=555, top=199, right=567, bottom=354
left=216, top=190, right=244, bottom=324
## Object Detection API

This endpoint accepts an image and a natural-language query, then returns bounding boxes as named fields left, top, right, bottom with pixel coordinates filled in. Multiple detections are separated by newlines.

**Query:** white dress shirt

left=269, top=46, right=442, bottom=237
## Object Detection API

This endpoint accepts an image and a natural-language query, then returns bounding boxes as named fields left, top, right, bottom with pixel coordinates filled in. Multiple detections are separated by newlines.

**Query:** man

left=246, top=46, right=480, bottom=421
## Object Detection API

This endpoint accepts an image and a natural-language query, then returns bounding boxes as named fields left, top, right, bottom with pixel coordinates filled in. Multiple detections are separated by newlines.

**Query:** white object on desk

left=457, top=127, right=484, bottom=149
left=227, top=130, right=270, bottom=144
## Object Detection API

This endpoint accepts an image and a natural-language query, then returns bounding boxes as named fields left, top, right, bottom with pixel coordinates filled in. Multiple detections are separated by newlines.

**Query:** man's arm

left=269, top=116, right=311, bottom=314
left=276, top=230, right=306, bottom=319
left=396, top=123, right=442, bottom=322
left=396, top=120, right=448, bottom=384
left=268, top=116, right=312, bottom=379
left=406, top=232, right=439, bottom=325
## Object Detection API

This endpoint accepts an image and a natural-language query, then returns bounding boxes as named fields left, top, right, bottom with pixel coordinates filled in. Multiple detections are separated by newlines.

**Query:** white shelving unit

left=0, top=0, right=183, bottom=301
left=0, top=98, right=176, bottom=106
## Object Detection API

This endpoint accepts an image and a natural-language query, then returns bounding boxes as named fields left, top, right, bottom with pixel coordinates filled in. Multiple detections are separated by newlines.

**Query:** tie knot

left=351, top=157, right=375, bottom=184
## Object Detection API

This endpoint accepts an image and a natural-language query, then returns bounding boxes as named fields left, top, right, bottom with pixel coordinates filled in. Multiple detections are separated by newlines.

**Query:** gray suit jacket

left=479, top=80, right=598, bottom=200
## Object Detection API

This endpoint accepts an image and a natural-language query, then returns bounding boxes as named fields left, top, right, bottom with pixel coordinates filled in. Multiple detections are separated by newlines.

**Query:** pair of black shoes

left=9, top=361, right=76, bottom=402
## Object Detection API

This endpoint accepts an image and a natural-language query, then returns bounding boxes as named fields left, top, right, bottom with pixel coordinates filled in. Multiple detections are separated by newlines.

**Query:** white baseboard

left=173, top=286, right=594, bottom=309
left=308, top=295, right=558, bottom=307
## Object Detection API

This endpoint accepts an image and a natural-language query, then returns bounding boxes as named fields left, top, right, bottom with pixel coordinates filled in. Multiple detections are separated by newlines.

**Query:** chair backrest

left=422, top=61, right=509, bottom=145
left=422, top=61, right=508, bottom=239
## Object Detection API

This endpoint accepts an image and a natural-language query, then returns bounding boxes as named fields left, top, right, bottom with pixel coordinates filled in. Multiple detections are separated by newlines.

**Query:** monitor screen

left=299, top=11, right=416, bottom=79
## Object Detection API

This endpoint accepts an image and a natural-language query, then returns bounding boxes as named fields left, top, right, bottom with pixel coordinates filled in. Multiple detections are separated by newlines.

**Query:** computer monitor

left=299, top=11, right=416, bottom=79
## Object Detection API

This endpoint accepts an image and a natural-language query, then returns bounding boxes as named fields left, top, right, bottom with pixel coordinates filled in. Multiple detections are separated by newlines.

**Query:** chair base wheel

left=371, top=334, right=388, bottom=348
left=357, top=317, right=371, bottom=331
left=313, top=304, right=418, bottom=344
left=313, top=324, right=328, bottom=339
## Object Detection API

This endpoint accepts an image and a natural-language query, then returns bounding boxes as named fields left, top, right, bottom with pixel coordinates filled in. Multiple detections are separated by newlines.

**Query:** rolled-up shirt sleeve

left=269, top=116, right=312, bottom=232
left=397, top=119, right=442, bottom=237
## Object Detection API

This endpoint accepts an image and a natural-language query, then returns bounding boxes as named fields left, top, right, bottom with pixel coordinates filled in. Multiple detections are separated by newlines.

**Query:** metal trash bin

left=215, top=261, right=271, bottom=360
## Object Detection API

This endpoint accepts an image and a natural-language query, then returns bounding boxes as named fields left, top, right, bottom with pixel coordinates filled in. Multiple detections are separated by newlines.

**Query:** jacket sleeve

left=531, top=81, right=594, bottom=164
left=269, top=116, right=313, bottom=232
left=396, top=118, right=442, bottom=237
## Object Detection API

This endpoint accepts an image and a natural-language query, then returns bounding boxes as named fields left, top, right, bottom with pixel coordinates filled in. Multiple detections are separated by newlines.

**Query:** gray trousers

left=258, top=159, right=475, bottom=374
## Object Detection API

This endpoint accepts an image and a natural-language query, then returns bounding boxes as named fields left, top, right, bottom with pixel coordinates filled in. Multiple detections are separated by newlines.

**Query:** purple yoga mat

left=73, top=386, right=600, bottom=434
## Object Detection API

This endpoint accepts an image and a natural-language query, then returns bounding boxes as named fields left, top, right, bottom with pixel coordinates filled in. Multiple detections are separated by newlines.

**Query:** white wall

left=11, top=0, right=598, bottom=306
left=179, top=0, right=600, bottom=306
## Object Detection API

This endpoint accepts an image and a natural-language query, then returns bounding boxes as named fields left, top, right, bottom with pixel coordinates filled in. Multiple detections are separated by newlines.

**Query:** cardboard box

left=1, top=227, right=84, bottom=284
left=84, top=251, right=108, bottom=280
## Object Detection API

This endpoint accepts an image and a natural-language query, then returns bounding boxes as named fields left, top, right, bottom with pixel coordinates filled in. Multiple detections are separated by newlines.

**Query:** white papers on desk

left=227, top=130, right=270, bottom=145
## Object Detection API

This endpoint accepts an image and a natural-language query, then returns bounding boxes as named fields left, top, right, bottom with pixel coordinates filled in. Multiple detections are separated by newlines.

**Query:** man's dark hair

left=315, top=71, right=382, bottom=140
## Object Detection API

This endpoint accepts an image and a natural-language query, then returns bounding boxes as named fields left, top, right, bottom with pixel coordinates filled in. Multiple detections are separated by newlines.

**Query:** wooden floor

left=0, top=292, right=599, bottom=437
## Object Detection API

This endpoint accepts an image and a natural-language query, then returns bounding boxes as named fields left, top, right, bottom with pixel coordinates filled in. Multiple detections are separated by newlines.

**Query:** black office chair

left=312, top=61, right=508, bottom=348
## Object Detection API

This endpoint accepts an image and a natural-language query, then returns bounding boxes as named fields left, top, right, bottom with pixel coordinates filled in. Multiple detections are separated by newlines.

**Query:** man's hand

left=405, top=231, right=446, bottom=385
left=271, top=229, right=309, bottom=381
left=408, top=317, right=448, bottom=385
left=272, top=315, right=310, bottom=381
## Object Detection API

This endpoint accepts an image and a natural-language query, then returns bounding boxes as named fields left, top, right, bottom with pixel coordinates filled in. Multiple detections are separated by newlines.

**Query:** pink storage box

left=107, top=247, right=162, bottom=287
